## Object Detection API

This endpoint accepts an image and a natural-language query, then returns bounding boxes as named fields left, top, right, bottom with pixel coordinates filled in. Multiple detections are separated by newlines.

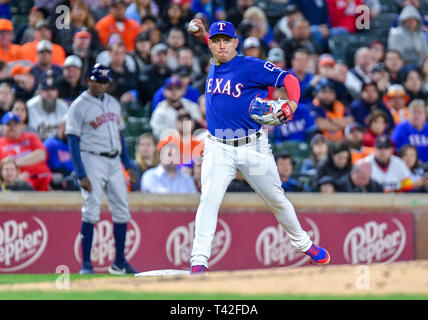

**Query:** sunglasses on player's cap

left=208, top=21, right=237, bottom=39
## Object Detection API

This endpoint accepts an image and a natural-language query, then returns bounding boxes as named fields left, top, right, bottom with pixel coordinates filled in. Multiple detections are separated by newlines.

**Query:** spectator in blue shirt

left=289, top=48, right=314, bottom=105
left=43, top=115, right=77, bottom=190
left=141, top=140, right=197, bottom=193
left=392, top=99, right=428, bottom=163
left=350, top=81, right=395, bottom=130
left=152, top=66, right=201, bottom=111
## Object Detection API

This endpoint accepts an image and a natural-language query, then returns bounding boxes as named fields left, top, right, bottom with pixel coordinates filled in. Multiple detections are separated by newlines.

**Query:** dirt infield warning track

left=2, top=260, right=428, bottom=297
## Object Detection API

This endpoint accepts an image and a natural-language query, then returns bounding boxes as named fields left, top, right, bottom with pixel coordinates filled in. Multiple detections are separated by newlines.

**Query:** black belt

left=84, top=150, right=119, bottom=158
left=209, top=131, right=262, bottom=147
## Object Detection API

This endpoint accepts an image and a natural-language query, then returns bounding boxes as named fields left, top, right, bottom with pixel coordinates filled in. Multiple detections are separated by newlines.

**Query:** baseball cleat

left=191, top=265, right=208, bottom=274
left=108, top=261, right=139, bottom=275
left=305, top=243, right=330, bottom=265
left=79, top=263, right=94, bottom=274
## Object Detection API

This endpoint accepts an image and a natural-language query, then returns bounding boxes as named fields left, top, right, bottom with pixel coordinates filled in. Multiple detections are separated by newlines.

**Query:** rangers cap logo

left=208, top=21, right=237, bottom=39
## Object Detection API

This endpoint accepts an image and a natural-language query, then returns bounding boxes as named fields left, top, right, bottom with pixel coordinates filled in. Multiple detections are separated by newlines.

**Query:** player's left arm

left=119, top=131, right=137, bottom=184
left=273, top=74, right=300, bottom=122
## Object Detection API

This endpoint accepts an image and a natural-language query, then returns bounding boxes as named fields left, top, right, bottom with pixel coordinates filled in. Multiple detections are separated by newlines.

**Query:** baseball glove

left=249, top=97, right=294, bottom=126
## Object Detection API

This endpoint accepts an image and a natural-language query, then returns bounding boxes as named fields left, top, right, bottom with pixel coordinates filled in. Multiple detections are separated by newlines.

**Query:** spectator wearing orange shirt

left=20, top=20, right=66, bottom=66
left=0, top=112, right=52, bottom=191
left=0, top=19, right=21, bottom=62
left=158, top=108, right=204, bottom=174
left=344, top=122, right=374, bottom=164
left=383, top=84, right=410, bottom=125
left=309, top=78, right=353, bottom=142
left=95, top=0, right=141, bottom=53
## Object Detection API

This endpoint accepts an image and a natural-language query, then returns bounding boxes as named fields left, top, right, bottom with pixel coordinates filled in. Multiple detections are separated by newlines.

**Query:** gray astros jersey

left=65, top=91, right=125, bottom=153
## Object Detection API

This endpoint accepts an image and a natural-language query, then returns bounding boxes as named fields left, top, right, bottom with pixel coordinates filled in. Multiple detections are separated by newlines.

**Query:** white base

left=134, top=269, right=190, bottom=277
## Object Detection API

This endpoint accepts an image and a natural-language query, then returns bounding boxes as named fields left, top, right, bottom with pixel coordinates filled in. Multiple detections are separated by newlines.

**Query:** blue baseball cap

left=209, top=21, right=237, bottom=39
left=1, top=112, right=21, bottom=125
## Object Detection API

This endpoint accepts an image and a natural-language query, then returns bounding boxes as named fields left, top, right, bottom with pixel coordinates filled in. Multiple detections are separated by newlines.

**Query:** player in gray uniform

left=66, top=64, right=138, bottom=275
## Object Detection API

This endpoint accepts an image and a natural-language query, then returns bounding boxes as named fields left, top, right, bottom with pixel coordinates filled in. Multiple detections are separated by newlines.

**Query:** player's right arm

left=188, top=19, right=209, bottom=44
left=65, top=102, right=92, bottom=191
left=67, top=134, right=92, bottom=191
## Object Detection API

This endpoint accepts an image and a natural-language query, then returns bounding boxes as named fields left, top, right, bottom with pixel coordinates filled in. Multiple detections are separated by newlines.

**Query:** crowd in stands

left=0, top=0, right=427, bottom=194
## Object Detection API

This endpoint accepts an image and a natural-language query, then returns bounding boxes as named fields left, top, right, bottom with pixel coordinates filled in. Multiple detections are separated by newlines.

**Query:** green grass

left=0, top=291, right=426, bottom=300
left=0, top=274, right=427, bottom=300
left=0, top=273, right=127, bottom=285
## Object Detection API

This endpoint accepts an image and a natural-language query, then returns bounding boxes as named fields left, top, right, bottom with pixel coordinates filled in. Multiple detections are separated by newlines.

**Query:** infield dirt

left=1, top=260, right=428, bottom=297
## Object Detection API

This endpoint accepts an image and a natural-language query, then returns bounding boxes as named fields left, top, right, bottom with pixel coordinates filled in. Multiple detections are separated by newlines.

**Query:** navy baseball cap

left=165, top=76, right=183, bottom=89
left=375, top=135, right=393, bottom=149
left=209, top=21, right=237, bottom=39
left=88, top=63, right=112, bottom=83
left=315, top=78, right=335, bottom=94
left=1, top=112, right=21, bottom=125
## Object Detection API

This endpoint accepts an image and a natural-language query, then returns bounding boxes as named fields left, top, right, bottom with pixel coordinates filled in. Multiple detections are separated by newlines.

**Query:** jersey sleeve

left=249, top=58, right=289, bottom=88
left=65, top=103, right=83, bottom=137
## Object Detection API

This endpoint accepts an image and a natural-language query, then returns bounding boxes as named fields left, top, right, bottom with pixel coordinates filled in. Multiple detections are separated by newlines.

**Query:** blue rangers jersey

left=205, top=55, right=288, bottom=138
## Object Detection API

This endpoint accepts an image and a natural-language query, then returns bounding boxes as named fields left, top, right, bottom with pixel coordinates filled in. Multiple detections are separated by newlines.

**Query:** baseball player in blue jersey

left=65, top=64, right=138, bottom=275
left=188, top=20, right=330, bottom=273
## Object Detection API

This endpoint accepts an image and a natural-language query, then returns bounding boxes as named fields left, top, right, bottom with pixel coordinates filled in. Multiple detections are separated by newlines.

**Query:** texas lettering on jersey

left=89, top=112, right=121, bottom=129
left=206, top=78, right=244, bottom=97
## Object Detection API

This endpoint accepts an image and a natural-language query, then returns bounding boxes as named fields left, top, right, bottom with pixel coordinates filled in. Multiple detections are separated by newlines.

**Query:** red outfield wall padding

left=0, top=211, right=414, bottom=273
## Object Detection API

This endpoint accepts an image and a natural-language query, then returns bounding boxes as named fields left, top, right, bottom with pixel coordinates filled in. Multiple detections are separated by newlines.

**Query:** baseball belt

left=208, top=131, right=262, bottom=147
left=83, top=150, right=119, bottom=158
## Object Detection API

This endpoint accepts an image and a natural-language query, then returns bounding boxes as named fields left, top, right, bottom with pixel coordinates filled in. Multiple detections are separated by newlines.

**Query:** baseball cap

left=0, top=19, right=13, bottom=32
left=344, top=122, right=364, bottom=136
left=243, top=37, right=260, bottom=50
left=268, top=48, right=285, bottom=63
left=386, top=84, right=406, bottom=98
left=165, top=76, right=183, bottom=89
left=136, top=31, right=150, bottom=42
left=317, top=176, right=336, bottom=188
left=37, top=40, right=52, bottom=52
left=284, top=4, right=299, bottom=16
left=318, top=53, right=335, bottom=67
left=310, top=133, right=327, bottom=146
left=64, top=55, right=82, bottom=68
left=157, top=135, right=180, bottom=152
left=372, top=63, right=386, bottom=73
left=39, top=76, right=56, bottom=90
left=375, top=135, right=393, bottom=149
left=9, top=64, right=31, bottom=77
left=315, top=78, right=335, bottom=94
left=74, top=27, right=92, bottom=39
left=151, top=43, right=168, bottom=56
left=174, top=65, right=191, bottom=77
left=35, top=19, right=50, bottom=30
left=208, top=21, right=237, bottom=39
left=1, top=112, right=21, bottom=125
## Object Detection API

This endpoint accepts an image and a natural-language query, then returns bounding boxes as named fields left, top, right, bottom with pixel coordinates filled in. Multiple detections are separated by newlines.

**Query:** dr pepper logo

left=0, top=217, right=48, bottom=272
left=255, top=218, right=320, bottom=268
left=74, top=219, right=141, bottom=272
left=166, top=219, right=231, bottom=268
left=343, top=218, right=406, bottom=264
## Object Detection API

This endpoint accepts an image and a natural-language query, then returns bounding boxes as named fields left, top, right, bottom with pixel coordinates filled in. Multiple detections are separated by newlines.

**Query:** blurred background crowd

left=0, top=0, right=427, bottom=194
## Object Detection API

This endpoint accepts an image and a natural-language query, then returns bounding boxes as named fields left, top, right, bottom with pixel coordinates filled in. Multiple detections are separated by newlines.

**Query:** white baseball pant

left=190, top=130, right=313, bottom=268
